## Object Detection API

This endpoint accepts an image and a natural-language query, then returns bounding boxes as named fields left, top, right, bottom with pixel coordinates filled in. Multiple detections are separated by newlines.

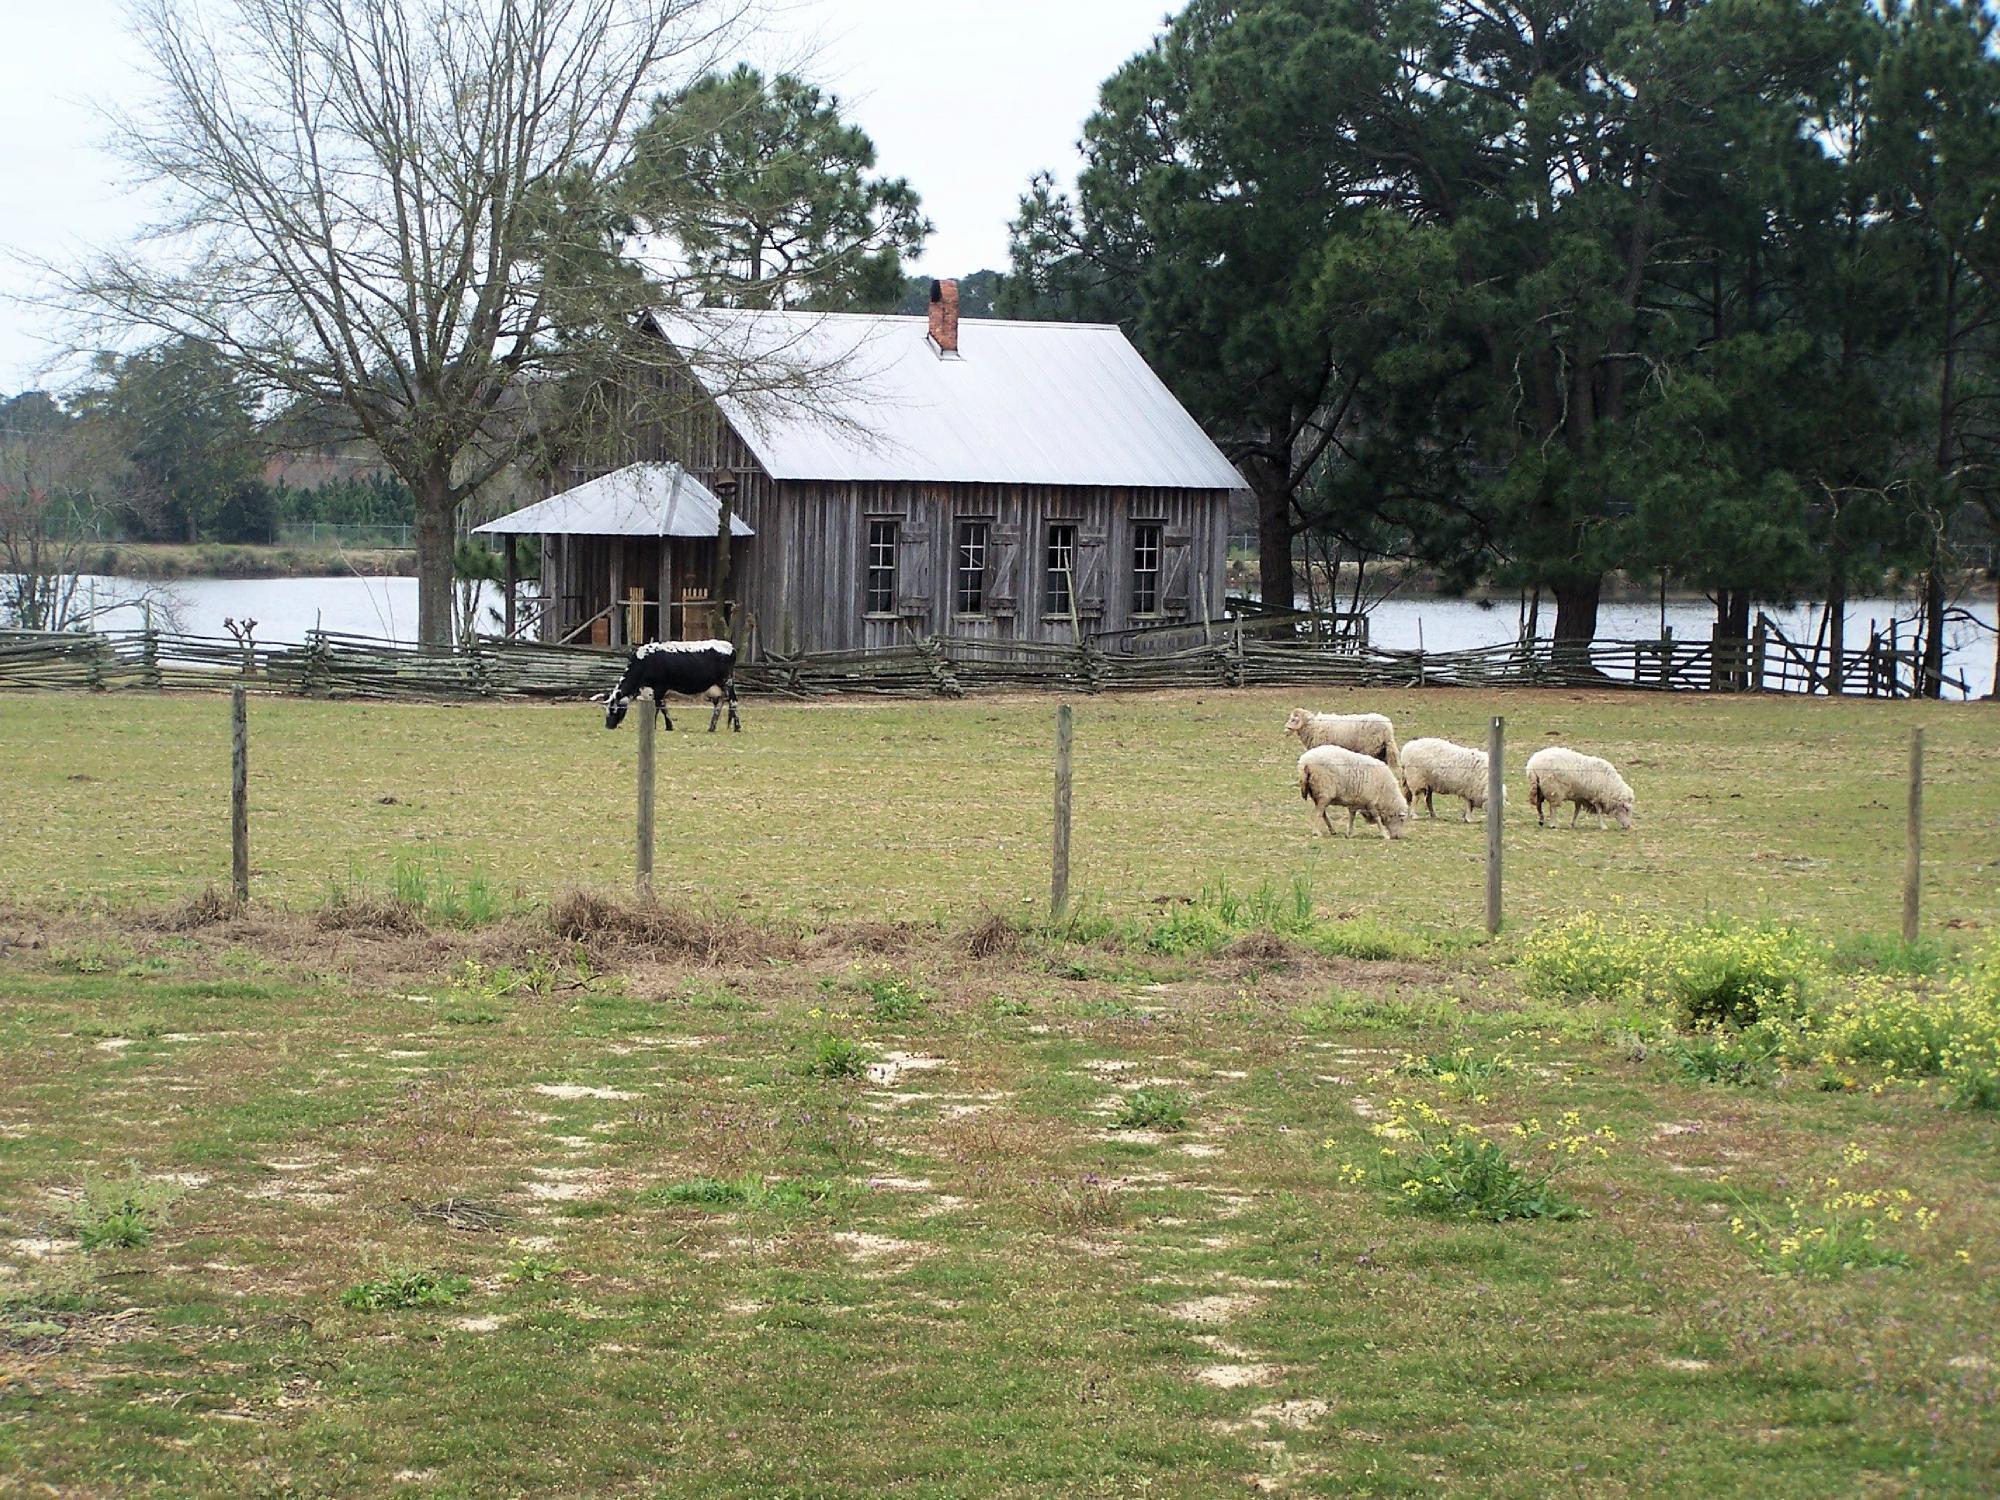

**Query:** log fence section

left=0, top=622, right=1970, bottom=701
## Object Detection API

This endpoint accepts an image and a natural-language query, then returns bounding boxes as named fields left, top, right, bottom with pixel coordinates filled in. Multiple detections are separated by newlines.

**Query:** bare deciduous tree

left=0, top=396, right=124, bottom=631
left=53, top=0, right=827, bottom=646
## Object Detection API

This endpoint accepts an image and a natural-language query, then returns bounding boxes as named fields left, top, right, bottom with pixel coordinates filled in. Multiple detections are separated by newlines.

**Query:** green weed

left=800, top=1036, right=870, bottom=1080
left=1112, top=1088, right=1189, bottom=1133
left=69, top=1171, right=180, bottom=1252
left=340, top=1270, right=472, bottom=1312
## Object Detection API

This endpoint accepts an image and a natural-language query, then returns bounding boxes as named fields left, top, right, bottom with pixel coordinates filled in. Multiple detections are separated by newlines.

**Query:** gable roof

left=650, top=308, right=1247, bottom=491
left=473, top=463, right=754, bottom=538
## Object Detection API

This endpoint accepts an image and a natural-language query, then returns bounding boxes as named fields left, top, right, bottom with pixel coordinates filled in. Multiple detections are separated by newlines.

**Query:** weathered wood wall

left=578, top=341, right=1236, bottom=658
left=741, top=481, right=1231, bottom=656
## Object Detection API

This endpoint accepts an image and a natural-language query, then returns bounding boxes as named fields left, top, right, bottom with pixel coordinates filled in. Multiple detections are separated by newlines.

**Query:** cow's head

left=604, top=689, right=634, bottom=729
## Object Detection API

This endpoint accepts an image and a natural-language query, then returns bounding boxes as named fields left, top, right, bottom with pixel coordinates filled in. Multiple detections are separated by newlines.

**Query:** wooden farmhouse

left=476, top=282, right=1247, bottom=656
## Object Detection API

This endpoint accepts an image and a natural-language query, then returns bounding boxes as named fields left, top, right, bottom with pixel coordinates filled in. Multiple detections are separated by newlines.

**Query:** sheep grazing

left=1525, top=746, right=1634, bottom=830
left=604, top=640, right=742, bottom=733
left=1298, top=745, right=1411, bottom=840
left=1284, top=707, right=1401, bottom=776
left=1399, top=737, right=1498, bottom=822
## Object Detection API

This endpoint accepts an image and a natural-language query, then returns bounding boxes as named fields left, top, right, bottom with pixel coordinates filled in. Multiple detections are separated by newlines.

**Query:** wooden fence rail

left=0, top=622, right=1968, bottom=703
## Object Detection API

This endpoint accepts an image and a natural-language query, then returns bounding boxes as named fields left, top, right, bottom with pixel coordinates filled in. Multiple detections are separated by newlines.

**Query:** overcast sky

left=0, top=0, right=1172, bottom=393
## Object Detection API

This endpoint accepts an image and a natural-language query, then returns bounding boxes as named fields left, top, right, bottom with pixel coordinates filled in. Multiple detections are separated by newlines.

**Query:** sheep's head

left=1381, top=806, right=1410, bottom=840
left=1609, top=796, right=1634, bottom=830
left=1283, top=707, right=1310, bottom=738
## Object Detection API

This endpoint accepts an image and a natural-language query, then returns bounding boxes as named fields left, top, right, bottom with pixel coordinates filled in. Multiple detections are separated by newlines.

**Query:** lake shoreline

left=77, top=541, right=415, bottom=580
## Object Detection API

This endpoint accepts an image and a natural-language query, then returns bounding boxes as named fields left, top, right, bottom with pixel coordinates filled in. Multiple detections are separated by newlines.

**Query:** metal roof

left=650, top=309, right=1248, bottom=491
left=473, top=463, right=754, bottom=538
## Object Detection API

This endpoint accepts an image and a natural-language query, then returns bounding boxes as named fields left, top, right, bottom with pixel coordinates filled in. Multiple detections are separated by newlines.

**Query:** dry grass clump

left=543, top=889, right=788, bottom=964
left=806, top=920, right=919, bottom=958
left=142, top=884, right=251, bottom=932
left=1224, top=931, right=1298, bottom=969
left=313, top=894, right=432, bottom=935
left=963, top=913, right=1024, bottom=960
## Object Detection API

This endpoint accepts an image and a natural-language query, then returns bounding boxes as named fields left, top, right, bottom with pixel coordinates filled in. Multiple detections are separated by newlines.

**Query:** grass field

left=2, top=687, right=1997, bottom=1494
left=1, top=688, right=1996, bottom=934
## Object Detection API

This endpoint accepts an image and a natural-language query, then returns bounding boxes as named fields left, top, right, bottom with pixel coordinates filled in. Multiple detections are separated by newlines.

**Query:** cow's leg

left=658, top=696, right=674, bottom=732
left=708, top=689, right=723, bottom=733
left=726, top=680, right=741, bottom=732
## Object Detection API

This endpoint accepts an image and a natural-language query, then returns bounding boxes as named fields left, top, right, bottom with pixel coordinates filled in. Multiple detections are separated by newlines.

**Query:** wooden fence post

left=1485, top=715, right=1503, bottom=935
left=636, top=692, right=656, bottom=896
left=1052, top=702, right=1074, bottom=920
left=1903, top=727, right=1923, bottom=945
left=230, top=687, right=250, bottom=904
left=1750, top=614, right=1767, bottom=693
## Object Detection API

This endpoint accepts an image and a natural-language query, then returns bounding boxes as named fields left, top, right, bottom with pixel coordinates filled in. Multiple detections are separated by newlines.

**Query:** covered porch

left=473, top=463, right=753, bottom=647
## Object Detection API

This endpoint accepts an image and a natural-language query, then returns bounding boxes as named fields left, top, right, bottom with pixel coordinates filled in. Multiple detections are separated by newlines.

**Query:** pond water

left=60, top=573, right=2000, bottom=698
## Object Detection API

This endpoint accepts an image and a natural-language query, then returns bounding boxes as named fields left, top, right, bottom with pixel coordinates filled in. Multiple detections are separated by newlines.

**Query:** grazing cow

left=603, top=640, right=742, bottom=733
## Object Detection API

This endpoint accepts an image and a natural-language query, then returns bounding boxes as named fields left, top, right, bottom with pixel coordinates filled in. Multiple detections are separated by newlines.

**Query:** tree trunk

left=1712, top=588, right=1752, bottom=691
left=1549, top=576, right=1601, bottom=674
left=414, top=471, right=457, bottom=649
left=1826, top=544, right=1847, bottom=696
left=1252, top=469, right=1295, bottom=613
left=1920, top=553, right=1946, bottom=699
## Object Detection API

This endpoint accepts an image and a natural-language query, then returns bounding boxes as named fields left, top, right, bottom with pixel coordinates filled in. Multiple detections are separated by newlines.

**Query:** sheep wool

left=1524, top=746, right=1635, bottom=830
left=1399, top=737, right=1497, bottom=822
left=1284, top=707, right=1401, bottom=775
left=1298, top=744, right=1411, bottom=840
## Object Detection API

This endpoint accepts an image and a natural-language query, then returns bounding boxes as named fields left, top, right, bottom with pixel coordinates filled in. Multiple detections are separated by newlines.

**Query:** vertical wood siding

left=596, top=362, right=1236, bottom=659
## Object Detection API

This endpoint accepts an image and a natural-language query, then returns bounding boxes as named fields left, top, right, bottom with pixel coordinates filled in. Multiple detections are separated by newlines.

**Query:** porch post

left=609, top=544, right=625, bottom=647
left=659, top=540, right=675, bottom=642
left=503, top=534, right=518, bottom=639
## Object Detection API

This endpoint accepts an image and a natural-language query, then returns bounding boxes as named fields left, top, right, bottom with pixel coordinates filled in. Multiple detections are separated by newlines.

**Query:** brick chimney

left=927, top=278, right=960, bottom=356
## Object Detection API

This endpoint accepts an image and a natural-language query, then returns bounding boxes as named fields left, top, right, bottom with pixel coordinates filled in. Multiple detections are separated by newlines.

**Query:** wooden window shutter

left=987, top=525, right=1022, bottom=616
left=896, top=523, right=932, bottom=615
left=1076, top=530, right=1108, bottom=618
left=1160, top=533, right=1194, bottom=616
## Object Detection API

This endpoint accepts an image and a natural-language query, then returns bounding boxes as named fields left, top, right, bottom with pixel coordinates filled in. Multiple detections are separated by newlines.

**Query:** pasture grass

left=0, top=898, right=1997, bottom=1494
left=1, top=687, right=1995, bottom=940
left=2, top=685, right=1998, bottom=1491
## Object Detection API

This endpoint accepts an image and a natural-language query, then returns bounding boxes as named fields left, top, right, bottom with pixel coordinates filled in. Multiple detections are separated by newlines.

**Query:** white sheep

left=1525, top=746, right=1635, bottom=830
left=1298, top=745, right=1411, bottom=840
left=1284, top=707, right=1401, bottom=776
left=1399, top=737, right=1499, bottom=822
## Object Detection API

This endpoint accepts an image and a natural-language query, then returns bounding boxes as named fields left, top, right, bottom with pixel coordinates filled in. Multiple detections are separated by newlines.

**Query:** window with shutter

left=1160, top=533, right=1194, bottom=617
left=1076, top=530, right=1108, bottom=618
left=987, top=524, right=1022, bottom=616
left=896, top=523, right=932, bottom=615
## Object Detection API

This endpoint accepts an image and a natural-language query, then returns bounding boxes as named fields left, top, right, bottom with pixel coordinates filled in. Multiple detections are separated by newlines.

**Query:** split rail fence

left=0, top=614, right=1964, bottom=702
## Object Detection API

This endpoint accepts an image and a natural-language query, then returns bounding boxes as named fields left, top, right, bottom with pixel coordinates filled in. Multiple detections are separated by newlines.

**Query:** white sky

left=0, top=0, right=1171, bottom=393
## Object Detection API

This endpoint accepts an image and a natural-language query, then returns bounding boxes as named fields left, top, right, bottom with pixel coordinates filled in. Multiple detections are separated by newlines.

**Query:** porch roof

left=473, top=462, right=754, bottom=539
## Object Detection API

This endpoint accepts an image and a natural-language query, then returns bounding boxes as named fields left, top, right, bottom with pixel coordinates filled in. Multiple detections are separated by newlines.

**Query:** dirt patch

left=533, top=1084, right=636, bottom=1102
left=832, top=1232, right=926, bottom=1262
left=1251, top=1398, right=1330, bottom=1430
left=1168, top=1294, right=1261, bottom=1326
left=1195, top=1363, right=1280, bottom=1389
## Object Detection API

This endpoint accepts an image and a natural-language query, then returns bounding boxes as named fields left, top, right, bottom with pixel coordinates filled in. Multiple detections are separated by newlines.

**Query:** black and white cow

left=603, top=640, right=742, bottom=733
